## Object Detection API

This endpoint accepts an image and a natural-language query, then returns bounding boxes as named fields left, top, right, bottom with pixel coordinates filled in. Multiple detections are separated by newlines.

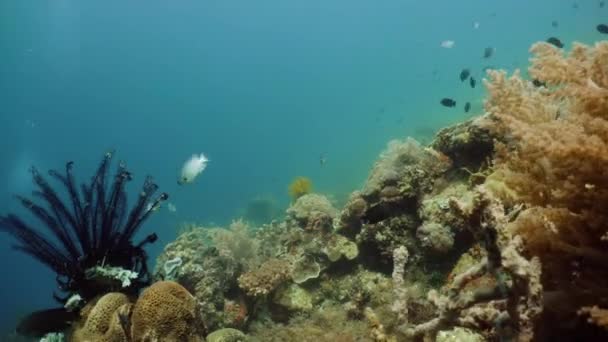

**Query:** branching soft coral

left=481, top=40, right=608, bottom=321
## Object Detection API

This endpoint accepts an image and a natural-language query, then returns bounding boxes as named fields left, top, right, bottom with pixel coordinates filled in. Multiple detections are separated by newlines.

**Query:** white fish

left=440, top=40, right=455, bottom=49
left=178, top=153, right=209, bottom=185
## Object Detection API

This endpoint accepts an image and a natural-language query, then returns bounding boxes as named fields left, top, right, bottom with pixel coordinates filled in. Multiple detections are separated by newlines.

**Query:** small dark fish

left=572, top=2, right=579, bottom=9
left=319, top=153, right=327, bottom=167
left=552, top=20, right=559, bottom=28
left=532, top=79, right=547, bottom=88
left=601, top=1, right=606, bottom=8
left=597, top=24, right=608, bottom=34
left=546, top=37, right=564, bottom=48
left=483, top=47, right=494, bottom=58
left=469, top=76, right=476, bottom=88
left=464, top=102, right=471, bottom=113
left=17, top=308, right=77, bottom=337
left=440, top=98, right=456, bottom=107
left=459, top=68, right=470, bottom=82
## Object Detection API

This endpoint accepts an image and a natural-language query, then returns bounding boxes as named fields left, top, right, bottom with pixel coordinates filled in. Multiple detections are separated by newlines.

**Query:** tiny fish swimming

left=546, top=37, right=564, bottom=48
left=440, top=40, right=455, bottom=49
left=459, top=68, right=470, bottom=82
left=440, top=98, right=456, bottom=107
left=178, top=153, right=209, bottom=185
left=483, top=47, right=495, bottom=58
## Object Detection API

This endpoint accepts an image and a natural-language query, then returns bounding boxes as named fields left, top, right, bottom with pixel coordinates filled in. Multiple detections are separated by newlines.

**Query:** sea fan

left=0, top=151, right=168, bottom=302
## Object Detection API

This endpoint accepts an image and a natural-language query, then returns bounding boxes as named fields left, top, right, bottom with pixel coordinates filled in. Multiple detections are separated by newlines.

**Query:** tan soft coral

left=529, top=41, right=608, bottom=117
left=130, top=281, right=204, bottom=342
left=481, top=41, right=608, bottom=320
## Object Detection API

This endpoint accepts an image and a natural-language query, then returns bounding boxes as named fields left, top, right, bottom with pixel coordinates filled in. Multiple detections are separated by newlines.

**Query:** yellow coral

left=288, top=176, right=312, bottom=200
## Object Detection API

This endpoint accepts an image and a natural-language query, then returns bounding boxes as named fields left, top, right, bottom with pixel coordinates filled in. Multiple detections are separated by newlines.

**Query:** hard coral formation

left=130, top=281, right=204, bottom=342
left=154, top=227, right=241, bottom=331
left=416, top=222, right=454, bottom=254
left=209, top=219, right=261, bottom=269
left=205, top=328, right=247, bottom=342
left=401, top=188, right=542, bottom=341
left=70, top=292, right=131, bottom=342
left=237, top=258, right=291, bottom=297
left=335, top=138, right=453, bottom=264
left=286, top=193, right=338, bottom=231
left=290, top=256, right=321, bottom=284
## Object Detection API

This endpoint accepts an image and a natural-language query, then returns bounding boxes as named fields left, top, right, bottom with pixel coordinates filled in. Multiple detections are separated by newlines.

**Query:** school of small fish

left=438, top=4, right=607, bottom=115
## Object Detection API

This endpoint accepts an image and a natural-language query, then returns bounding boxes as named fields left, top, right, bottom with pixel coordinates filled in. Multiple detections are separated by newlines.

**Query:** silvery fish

left=178, top=153, right=209, bottom=185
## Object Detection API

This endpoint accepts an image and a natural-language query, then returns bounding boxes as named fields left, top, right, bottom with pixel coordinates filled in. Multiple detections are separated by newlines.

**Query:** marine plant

left=0, top=151, right=167, bottom=335
left=481, top=41, right=608, bottom=329
left=287, top=176, right=312, bottom=201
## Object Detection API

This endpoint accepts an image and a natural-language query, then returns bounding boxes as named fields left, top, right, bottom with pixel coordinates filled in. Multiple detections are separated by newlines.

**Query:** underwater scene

left=1, top=0, right=608, bottom=341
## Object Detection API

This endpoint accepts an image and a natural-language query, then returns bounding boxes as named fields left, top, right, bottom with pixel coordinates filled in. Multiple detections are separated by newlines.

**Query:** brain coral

left=69, top=292, right=132, bottom=342
left=130, top=281, right=204, bottom=342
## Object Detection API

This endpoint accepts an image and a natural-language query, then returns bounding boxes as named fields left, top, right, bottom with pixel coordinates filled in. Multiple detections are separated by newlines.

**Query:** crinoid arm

left=0, top=151, right=168, bottom=303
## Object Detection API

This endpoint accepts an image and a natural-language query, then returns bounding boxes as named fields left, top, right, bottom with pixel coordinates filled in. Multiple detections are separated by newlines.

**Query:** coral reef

left=335, top=138, right=454, bottom=266
left=52, top=39, right=607, bottom=342
left=286, top=193, right=338, bottom=231
left=400, top=188, right=542, bottom=341
left=238, top=258, right=291, bottom=297
left=130, top=281, right=204, bottom=341
left=69, top=292, right=131, bottom=342
left=153, top=227, right=242, bottom=331
left=480, top=41, right=608, bottom=337
left=205, top=328, right=247, bottom=342
left=68, top=281, right=204, bottom=342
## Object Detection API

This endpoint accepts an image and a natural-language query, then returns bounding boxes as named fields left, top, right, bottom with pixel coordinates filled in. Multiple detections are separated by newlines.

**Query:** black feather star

left=0, top=151, right=168, bottom=303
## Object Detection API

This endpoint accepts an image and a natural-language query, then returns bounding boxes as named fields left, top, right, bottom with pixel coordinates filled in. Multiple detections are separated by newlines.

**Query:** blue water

left=0, top=0, right=605, bottom=335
